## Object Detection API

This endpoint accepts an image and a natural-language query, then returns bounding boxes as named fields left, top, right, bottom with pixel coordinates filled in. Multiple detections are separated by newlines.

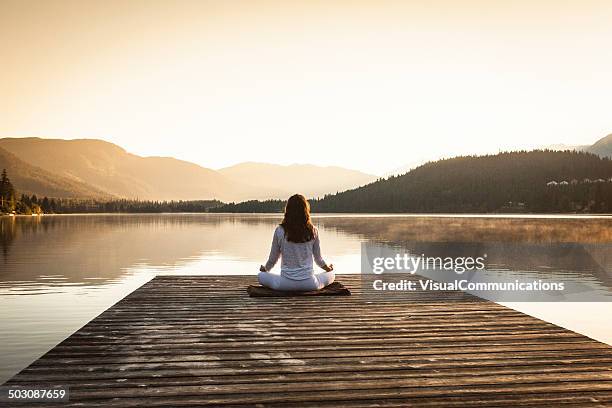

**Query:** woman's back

left=264, top=225, right=327, bottom=280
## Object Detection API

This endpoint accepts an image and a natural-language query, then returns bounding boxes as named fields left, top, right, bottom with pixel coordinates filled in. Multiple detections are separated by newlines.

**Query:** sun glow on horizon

left=2, top=0, right=612, bottom=175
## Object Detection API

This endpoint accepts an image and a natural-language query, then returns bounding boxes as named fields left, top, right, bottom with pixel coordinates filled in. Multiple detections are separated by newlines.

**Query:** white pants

left=258, top=271, right=335, bottom=291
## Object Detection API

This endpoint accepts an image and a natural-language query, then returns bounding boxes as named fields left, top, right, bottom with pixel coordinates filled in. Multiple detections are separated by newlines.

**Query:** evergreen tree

left=0, top=169, right=16, bottom=213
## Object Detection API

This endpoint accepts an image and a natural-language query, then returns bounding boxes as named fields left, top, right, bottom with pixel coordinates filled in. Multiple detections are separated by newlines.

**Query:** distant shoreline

left=2, top=212, right=611, bottom=218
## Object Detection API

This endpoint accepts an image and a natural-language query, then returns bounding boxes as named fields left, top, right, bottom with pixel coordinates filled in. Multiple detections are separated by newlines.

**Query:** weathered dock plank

left=5, top=275, right=612, bottom=407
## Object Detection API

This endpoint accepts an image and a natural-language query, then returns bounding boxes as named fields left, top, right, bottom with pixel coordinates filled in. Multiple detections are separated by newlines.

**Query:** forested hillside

left=211, top=151, right=612, bottom=213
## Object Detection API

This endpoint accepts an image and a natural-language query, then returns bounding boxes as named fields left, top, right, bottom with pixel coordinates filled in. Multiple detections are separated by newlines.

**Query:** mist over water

left=1, top=214, right=611, bottom=383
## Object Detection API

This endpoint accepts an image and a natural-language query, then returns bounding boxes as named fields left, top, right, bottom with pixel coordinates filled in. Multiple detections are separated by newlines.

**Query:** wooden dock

left=5, top=275, right=612, bottom=407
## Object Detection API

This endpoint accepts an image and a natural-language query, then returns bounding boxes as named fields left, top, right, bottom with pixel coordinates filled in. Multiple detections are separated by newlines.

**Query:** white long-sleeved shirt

left=264, top=225, right=327, bottom=280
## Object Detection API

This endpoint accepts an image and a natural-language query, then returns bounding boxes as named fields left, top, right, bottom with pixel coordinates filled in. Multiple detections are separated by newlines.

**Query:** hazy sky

left=2, top=0, right=612, bottom=175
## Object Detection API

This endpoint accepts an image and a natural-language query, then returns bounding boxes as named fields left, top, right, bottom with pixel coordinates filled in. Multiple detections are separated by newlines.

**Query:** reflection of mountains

left=0, top=215, right=357, bottom=286
left=1, top=215, right=611, bottom=288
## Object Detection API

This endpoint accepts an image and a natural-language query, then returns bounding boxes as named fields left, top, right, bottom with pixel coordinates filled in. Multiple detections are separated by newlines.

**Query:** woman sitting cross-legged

left=258, top=194, right=335, bottom=291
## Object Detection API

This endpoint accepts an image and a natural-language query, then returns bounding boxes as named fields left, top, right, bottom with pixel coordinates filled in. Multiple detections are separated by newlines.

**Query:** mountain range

left=0, top=146, right=110, bottom=198
left=1, top=134, right=611, bottom=202
left=212, top=150, right=612, bottom=213
left=546, top=133, right=612, bottom=157
left=586, top=134, right=612, bottom=157
left=0, top=137, right=376, bottom=201
left=218, top=162, right=376, bottom=199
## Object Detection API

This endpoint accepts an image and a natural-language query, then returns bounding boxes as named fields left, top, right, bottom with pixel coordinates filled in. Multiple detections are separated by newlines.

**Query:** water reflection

left=1, top=216, right=17, bottom=260
left=1, top=214, right=612, bottom=291
left=0, top=214, right=366, bottom=293
left=316, top=215, right=612, bottom=244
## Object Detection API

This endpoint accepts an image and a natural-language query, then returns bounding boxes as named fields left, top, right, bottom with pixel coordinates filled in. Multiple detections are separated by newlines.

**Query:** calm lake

left=1, top=213, right=611, bottom=383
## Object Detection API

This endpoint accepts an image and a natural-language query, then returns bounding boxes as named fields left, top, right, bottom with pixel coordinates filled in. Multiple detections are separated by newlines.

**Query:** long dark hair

left=280, top=194, right=315, bottom=243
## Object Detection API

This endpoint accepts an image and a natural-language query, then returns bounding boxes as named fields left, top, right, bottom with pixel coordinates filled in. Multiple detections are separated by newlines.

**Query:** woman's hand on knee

left=323, top=263, right=333, bottom=272
left=259, top=265, right=267, bottom=272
